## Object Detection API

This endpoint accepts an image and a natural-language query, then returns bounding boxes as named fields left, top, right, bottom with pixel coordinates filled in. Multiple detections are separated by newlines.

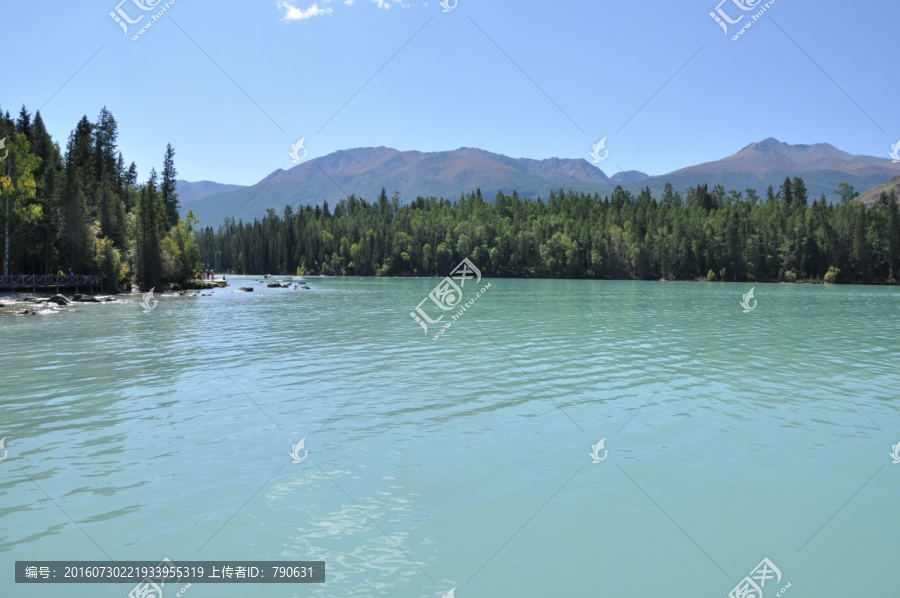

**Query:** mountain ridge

left=180, top=139, right=900, bottom=227
left=175, top=179, right=245, bottom=204
left=856, top=174, right=900, bottom=205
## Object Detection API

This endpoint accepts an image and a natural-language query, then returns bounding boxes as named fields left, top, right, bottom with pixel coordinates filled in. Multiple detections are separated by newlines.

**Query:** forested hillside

left=198, top=182, right=900, bottom=284
left=0, top=105, right=201, bottom=290
left=5, top=103, right=898, bottom=287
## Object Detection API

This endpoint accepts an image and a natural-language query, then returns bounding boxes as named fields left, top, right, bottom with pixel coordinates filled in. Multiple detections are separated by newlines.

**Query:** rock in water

left=48, top=294, right=70, bottom=305
left=237, top=286, right=254, bottom=292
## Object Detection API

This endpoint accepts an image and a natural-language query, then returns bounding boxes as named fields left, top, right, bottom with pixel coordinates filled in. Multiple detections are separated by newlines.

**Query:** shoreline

left=210, top=273, right=900, bottom=287
left=0, top=288, right=212, bottom=317
left=2, top=275, right=896, bottom=317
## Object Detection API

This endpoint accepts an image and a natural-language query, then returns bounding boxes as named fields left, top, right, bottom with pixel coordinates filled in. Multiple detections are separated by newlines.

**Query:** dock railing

left=0, top=274, right=103, bottom=293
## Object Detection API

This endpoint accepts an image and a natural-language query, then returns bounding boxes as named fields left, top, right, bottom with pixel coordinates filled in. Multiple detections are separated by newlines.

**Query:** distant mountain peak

left=610, top=170, right=650, bottom=185
left=183, top=142, right=900, bottom=227
left=176, top=179, right=245, bottom=204
left=738, top=136, right=781, bottom=151
left=738, top=138, right=845, bottom=159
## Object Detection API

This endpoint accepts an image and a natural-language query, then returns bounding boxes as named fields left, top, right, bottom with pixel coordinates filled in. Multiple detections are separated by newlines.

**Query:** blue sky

left=2, top=0, right=898, bottom=186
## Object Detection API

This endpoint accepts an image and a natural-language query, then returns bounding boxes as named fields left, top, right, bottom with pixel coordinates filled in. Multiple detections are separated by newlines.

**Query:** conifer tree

left=161, top=144, right=179, bottom=228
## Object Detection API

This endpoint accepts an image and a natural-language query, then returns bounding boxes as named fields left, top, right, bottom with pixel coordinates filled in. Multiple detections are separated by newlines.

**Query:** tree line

left=0, top=104, right=201, bottom=291
left=4, top=103, right=896, bottom=286
left=198, top=181, right=900, bottom=284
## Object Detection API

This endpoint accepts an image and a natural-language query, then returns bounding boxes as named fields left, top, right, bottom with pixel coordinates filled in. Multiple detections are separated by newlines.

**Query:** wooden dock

left=0, top=275, right=103, bottom=293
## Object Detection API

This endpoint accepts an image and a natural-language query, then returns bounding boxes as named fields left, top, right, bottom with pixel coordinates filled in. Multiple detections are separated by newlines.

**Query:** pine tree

left=161, top=144, right=180, bottom=228
left=781, top=176, right=793, bottom=205
left=16, top=106, right=31, bottom=141
left=93, top=108, right=126, bottom=247
left=791, top=176, right=808, bottom=206
left=136, top=170, right=162, bottom=288
left=29, top=112, right=65, bottom=273
left=61, top=116, right=94, bottom=271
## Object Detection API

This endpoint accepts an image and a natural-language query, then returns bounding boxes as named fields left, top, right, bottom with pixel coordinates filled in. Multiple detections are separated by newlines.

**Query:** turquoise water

left=1, top=278, right=898, bottom=597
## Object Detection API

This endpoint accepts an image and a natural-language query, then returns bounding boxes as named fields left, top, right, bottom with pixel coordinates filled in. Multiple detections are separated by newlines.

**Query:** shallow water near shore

left=1, top=277, right=898, bottom=597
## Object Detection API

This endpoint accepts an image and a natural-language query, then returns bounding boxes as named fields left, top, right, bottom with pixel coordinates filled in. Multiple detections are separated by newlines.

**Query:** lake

left=1, top=277, right=897, bottom=597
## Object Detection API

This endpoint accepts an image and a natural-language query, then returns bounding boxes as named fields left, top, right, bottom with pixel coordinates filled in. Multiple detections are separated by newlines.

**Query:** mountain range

left=175, top=180, right=244, bottom=204
left=178, top=138, right=900, bottom=227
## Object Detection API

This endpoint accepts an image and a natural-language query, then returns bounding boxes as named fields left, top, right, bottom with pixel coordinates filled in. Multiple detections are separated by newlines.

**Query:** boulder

left=267, top=282, right=284, bottom=288
left=72, top=294, right=100, bottom=303
left=300, top=285, right=311, bottom=290
left=237, top=286, right=254, bottom=292
left=48, top=294, right=70, bottom=306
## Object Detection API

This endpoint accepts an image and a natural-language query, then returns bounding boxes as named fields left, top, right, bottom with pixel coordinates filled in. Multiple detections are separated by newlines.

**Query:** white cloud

left=278, top=1, right=334, bottom=20
left=278, top=0, right=413, bottom=20
left=372, top=0, right=409, bottom=8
